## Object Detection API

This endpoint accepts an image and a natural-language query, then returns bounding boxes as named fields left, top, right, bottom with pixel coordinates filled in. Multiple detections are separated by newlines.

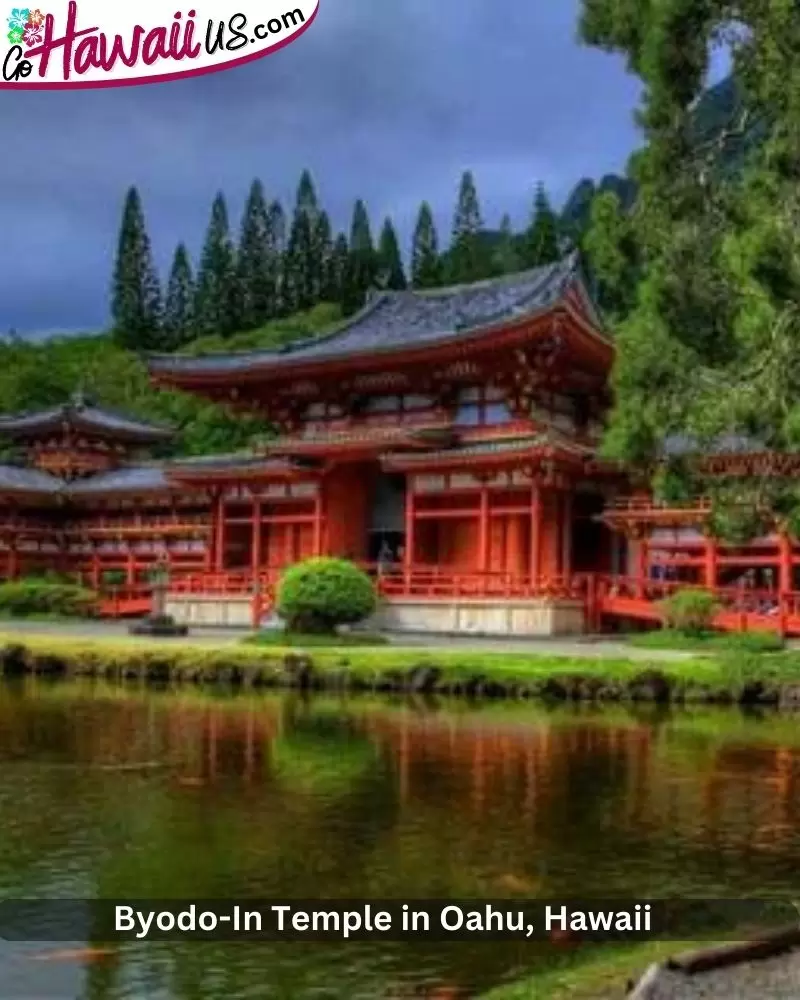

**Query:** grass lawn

left=629, top=629, right=785, bottom=654
left=243, top=630, right=389, bottom=648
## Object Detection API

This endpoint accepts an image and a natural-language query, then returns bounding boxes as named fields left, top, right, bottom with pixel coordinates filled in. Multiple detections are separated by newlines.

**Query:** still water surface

left=2, top=680, right=800, bottom=998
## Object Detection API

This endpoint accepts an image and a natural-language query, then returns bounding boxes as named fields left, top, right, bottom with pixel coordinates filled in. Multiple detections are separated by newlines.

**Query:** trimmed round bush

left=276, top=558, right=377, bottom=634
left=658, top=588, right=719, bottom=636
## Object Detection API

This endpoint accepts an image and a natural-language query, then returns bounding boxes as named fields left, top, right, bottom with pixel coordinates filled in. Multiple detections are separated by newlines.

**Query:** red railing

left=85, top=564, right=800, bottom=637
left=373, top=566, right=587, bottom=602
left=592, top=574, right=800, bottom=636
left=97, top=584, right=154, bottom=619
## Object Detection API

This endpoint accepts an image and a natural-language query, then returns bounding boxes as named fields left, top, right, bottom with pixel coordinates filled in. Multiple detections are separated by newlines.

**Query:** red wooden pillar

left=529, top=486, right=541, bottom=584
left=561, top=491, right=573, bottom=579
left=126, top=548, right=135, bottom=586
left=636, top=535, right=649, bottom=597
left=778, top=532, right=793, bottom=594
left=91, top=548, right=100, bottom=590
left=478, top=486, right=490, bottom=573
left=312, top=487, right=323, bottom=557
left=703, top=536, right=718, bottom=590
left=214, top=494, right=226, bottom=573
left=403, top=476, right=417, bottom=573
left=251, top=497, right=262, bottom=580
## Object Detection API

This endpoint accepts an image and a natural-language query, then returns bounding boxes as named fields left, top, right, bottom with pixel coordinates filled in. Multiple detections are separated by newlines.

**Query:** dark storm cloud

left=0, top=0, right=641, bottom=334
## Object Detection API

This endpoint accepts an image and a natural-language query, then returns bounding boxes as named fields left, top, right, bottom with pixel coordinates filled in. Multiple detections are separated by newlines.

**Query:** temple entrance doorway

left=368, top=472, right=406, bottom=566
left=571, top=492, right=613, bottom=573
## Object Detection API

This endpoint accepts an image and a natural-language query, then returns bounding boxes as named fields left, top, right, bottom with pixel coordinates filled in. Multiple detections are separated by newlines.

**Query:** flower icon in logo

left=26, top=6, right=44, bottom=25
left=6, top=7, right=30, bottom=31
left=7, top=25, right=23, bottom=44
left=22, top=20, right=40, bottom=44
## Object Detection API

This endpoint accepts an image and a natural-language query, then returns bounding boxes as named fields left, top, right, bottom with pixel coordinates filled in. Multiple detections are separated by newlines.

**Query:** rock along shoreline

left=2, top=634, right=800, bottom=707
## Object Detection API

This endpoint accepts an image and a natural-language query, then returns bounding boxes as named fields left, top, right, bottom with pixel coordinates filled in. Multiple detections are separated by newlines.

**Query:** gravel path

left=634, top=950, right=800, bottom=999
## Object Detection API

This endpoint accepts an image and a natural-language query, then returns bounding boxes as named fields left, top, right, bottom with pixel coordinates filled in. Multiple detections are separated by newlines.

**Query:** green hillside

left=0, top=303, right=341, bottom=458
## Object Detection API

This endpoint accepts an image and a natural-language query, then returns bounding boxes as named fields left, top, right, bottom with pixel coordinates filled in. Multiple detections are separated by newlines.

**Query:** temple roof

left=662, top=432, right=766, bottom=457
left=166, top=453, right=309, bottom=478
left=265, top=424, right=455, bottom=457
left=383, top=431, right=593, bottom=470
left=68, top=465, right=171, bottom=495
left=0, top=392, right=173, bottom=443
left=148, top=252, right=601, bottom=379
left=0, top=464, right=64, bottom=495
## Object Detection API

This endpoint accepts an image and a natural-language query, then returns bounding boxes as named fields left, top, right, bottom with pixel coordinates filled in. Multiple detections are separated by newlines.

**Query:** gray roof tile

left=662, top=432, right=765, bottom=457
left=67, top=465, right=170, bottom=495
left=0, top=465, right=64, bottom=494
left=148, top=252, right=593, bottom=377
left=0, top=393, right=172, bottom=442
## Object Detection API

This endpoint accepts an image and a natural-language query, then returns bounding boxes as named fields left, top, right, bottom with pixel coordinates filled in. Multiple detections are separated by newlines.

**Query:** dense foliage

left=0, top=578, right=98, bottom=618
left=276, top=558, right=377, bottom=634
left=0, top=309, right=339, bottom=457
left=658, top=589, right=720, bottom=636
left=577, top=1, right=800, bottom=540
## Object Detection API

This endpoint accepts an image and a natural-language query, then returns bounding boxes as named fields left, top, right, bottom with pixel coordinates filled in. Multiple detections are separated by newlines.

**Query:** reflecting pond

left=2, top=680, right=800, bottom=998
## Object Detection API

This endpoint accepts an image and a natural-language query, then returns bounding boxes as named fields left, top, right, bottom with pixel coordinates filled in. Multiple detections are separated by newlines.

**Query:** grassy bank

left=480, top=938, right=712, bottom=1000
left=3, top=630, right=800, bottom=704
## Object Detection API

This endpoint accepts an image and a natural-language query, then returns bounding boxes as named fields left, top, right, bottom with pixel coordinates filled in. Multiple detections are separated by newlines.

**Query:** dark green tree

left=285, top=170, right=324, bottom=313
left=341, top=200, right=378, bottom=315
left=579, top=0, right=800, bottom=539
left=315, top=211, right=334, bottom=301
left=376, top=218, right=407, bottom=290
left=523, top=183, right=560, bottom=267
left=236, top=179, right=279, bottom=330
left=194, top=193, right=236, bottom=338
left=582, top=190, right=639, bottom=321
left=268, top=199, right=288, bottom=315
left=491, top=214, right=520, bottom=275
left=162, top=243, right=195, bottom=349
left=111, top=186, right=162, bottom=350
left=325, top=233, right=350, bottom=305
left=446, top=170, right=486, bottom=283
left=410, top=202, right=442, bottom=289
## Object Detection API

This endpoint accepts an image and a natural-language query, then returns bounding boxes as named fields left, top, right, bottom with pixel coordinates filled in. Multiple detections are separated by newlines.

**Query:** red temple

left=1, top=253, right=795, bottom=634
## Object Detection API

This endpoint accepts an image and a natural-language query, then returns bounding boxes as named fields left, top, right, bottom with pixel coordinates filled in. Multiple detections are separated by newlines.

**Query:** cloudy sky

left=1, top=0, right=645, bottom=335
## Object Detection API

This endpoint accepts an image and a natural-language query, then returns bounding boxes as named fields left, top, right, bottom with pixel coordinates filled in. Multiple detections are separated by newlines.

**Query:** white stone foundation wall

left=165, top=593, right=586, bottom=636
left=368, top=598, right=586, bottom=637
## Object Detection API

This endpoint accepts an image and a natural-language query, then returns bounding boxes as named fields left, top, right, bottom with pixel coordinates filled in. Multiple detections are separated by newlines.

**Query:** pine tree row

left=111, top=170, right=563, bottom=352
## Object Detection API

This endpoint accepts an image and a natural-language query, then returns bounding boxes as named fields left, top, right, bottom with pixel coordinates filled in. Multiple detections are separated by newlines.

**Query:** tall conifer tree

left=195, top=193, right=236, bottom=337
left=111, top=186, right=162, bottom=350
left=162, top=243, right=195, bottom=349
left=341, top=200, right=378, bottom=315
left=377, top=218, right=407, bottom=290
left=268, top=199, right=288, bottom=315
left=523, top=183, right=561, bottom=267
left=491, top=214, right=520, bottom=275
left=446, top=171, right=486, bottom=283
left=327, top=233, right=350, bottom=306
left=410, top=202, right=442, bottom=289
left=236, top=179, right=278, bottom=330
left=314, top=211, right=334, bottom=304
left=286, top=170, right=323, bottom=313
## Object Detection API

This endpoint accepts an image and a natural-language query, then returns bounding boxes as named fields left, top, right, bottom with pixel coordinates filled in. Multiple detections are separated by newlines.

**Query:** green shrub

left=658, top=588, right=720, bottom=636
left=276, top=558, right=377, bottom=634
left=0, top=579, right=99, bottom=618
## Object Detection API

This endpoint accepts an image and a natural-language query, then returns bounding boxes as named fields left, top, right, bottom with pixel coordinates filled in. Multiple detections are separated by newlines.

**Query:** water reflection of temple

left=4, top=689, right=800, bottom=868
